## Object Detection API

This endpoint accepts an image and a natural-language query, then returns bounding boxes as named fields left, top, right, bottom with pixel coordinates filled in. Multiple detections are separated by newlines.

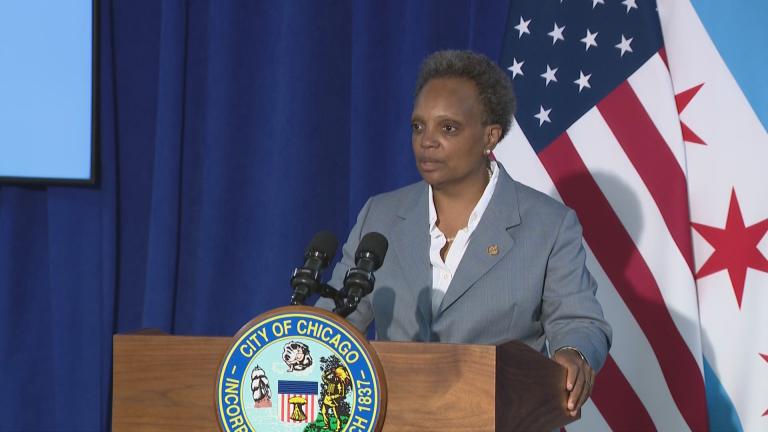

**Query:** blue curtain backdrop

left=0, top=1, right=509, bottom=430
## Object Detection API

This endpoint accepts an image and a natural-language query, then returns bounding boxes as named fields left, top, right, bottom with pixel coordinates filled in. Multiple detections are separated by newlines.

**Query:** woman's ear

left=486, top=124, right=503, bottom=150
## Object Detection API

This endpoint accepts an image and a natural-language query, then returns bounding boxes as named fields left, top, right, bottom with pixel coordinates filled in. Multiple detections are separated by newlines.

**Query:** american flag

left=277, top=380, right=318, bottom=424
left=495, top=0, right=768, bottom=430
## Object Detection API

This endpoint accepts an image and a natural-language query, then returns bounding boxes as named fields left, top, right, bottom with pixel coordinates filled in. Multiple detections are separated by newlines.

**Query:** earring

left=484, top=148, right=491, bottom=156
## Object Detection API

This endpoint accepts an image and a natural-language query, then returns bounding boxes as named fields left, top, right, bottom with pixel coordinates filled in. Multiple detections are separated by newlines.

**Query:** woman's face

left=411, top=77, right=494, bottom=189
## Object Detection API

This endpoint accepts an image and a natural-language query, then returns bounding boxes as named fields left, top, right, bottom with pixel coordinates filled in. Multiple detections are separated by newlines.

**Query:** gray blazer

left=318, top=164, right=612, bottom=371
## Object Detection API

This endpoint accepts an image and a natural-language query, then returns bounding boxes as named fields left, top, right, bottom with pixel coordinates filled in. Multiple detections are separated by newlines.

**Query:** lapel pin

left=487, top=244, right=499, bottom=256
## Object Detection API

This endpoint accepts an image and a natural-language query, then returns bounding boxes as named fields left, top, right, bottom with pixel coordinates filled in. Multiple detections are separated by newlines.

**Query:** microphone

left=290, top=231, right=338, bottom=305
left=337, top=232, right=388, bottom=316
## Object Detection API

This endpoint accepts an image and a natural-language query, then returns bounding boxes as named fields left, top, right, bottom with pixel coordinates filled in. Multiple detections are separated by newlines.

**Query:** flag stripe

left=597, top=81, right=695, bottom=272
left=278, top=381, right=318, bottom=394
left=538, top=133, right=708, bottom=431
left=591, top=356, right=657, bottom=431
left=281, top=393, right=314, bottom=423
left=626, top=53, right=689, bottom=172
left=584, top=243, right=690, bottom=430
left=568, top=105, right=703, bottom=362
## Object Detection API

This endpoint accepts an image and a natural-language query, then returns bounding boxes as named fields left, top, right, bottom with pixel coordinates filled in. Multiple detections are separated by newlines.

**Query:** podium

left=112, top=332, right=577, bottom=431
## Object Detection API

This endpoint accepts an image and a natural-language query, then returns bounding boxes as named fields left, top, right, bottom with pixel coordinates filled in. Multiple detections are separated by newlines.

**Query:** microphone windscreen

left=306, top=231, right=338, bottom=263
left=356, top=232, right=388, bottom=269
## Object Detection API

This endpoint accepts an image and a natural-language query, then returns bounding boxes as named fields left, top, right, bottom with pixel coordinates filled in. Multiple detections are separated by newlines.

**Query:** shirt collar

left=428, top=161, right=499, bottom=234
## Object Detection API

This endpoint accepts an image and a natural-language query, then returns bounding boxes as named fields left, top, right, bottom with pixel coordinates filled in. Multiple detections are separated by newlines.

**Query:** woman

left=318, top=50, right=611, bottom=416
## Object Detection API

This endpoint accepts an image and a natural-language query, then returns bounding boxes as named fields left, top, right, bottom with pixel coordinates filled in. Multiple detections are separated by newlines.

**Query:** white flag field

left=494, top=0, right=768, bottom=430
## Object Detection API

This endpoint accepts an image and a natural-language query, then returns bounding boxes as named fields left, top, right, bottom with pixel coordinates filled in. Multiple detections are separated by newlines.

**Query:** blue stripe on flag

left=277, top=380, right=318, bottom=395
left=704, top=358, right=744, bottom=431
left=692, top=0, right=768, bottom=130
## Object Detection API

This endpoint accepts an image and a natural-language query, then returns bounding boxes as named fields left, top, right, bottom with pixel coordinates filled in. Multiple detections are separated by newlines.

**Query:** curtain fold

left=141, top=0, right=187, bottom=331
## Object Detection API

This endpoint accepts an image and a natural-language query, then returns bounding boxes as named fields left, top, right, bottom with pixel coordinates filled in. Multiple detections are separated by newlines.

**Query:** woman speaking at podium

left=317, top=50, right=612, bottom=416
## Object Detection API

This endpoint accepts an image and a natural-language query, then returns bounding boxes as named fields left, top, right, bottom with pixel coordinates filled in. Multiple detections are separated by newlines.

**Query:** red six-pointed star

left=762, top=354, right=768, bottom=417
left=675, top=83, right=706, bottom=145
left=692, top=189, right=768, bottom=308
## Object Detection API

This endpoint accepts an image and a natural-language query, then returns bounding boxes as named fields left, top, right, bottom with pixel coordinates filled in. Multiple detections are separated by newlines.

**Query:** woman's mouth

left=418, top=158, right=442, bottom=171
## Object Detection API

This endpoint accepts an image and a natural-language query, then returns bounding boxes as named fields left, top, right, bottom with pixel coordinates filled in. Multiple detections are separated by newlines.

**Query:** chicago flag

left=495, top=0, right=767, bottom=430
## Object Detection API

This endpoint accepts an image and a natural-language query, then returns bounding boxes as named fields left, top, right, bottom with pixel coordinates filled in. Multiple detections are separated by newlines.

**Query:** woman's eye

left=411, top=123, right=423, bottom=133
left=443, top=124, right=457, bottom=133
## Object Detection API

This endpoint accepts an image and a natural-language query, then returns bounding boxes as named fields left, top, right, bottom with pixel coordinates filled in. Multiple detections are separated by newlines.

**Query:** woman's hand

left=553, top=348, right=595, bottom=417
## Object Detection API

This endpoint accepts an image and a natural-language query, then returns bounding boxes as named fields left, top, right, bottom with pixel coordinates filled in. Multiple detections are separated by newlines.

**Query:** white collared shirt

left=428, top=161, right=499, bottom=316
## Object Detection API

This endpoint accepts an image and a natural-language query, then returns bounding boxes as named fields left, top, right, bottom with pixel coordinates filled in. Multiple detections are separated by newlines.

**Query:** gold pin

left=487, top=244, right=499, bottom=256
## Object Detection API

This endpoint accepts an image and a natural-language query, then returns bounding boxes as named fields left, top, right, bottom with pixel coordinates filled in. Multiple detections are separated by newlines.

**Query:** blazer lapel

left=436, top=167, right=522, bottom=317
left=391, top=183, right=433, bottom=327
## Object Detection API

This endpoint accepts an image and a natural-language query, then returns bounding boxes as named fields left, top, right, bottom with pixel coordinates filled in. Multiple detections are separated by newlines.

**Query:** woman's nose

left=419, top=127, right=438, bottom=148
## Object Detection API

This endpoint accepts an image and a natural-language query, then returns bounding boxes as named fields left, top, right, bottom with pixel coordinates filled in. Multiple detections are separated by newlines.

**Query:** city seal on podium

left=215, top=306, right=387, bottom=432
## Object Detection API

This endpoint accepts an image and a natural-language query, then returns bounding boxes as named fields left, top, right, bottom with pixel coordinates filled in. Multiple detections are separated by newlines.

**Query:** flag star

left=592, top=0, right=605, bottom=8
left=581, top=29, right=598, bottom=51
left=548, top=23, right=566, bottom=45
left=514, top=17, right=532, bottom=38
left=540, top=65, right=558, bottom=86
left=534, top=106, right=552, bottom=126
left=622, top=0, right=638, bottom=13
left=615, top=35, right=634, bottom=57
left=507, top=58, right=524, bottom=78
left=574, top=71, right=592, bottom=92
left=675, top=83, right=707, bottom=145
left=692, top=189, right=768, bottom=308
left=762, top=354, right=768, bottom=416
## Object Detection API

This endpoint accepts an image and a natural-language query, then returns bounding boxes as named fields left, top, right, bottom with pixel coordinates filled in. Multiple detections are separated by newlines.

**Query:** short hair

left=415, top=50, right=516, bottom=140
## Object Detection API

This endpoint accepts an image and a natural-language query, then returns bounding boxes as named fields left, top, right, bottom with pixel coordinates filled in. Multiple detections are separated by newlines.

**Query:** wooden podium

left=113, top=333, right=577, bottom=431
